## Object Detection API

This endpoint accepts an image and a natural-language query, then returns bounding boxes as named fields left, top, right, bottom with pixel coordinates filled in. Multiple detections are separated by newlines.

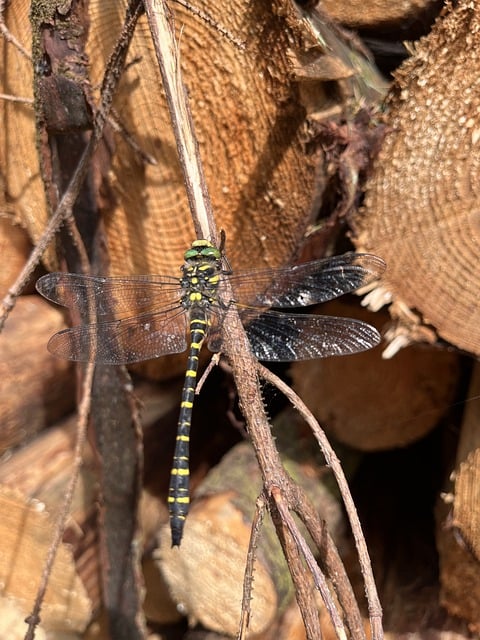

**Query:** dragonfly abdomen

left=168, top=313, right=209, bottom=547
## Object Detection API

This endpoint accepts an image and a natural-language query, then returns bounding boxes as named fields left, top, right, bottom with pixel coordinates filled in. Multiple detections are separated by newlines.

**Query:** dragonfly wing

left=223, top=253, right=385, bottom=308
left=240, top=309, right=381, bottom=361
left=36, top=273, right=182, bottom=321
left=47, top=307, right=188, bottom=364
left=205, top=306, right=229, bottom=353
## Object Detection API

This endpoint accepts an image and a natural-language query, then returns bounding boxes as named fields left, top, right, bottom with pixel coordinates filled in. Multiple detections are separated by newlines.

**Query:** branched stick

left=258, top=363, right=383, bottom=640
left=139, top=3, right=383, bottom=639
left=272, top=487, right=348, bottom=639
left=219, top=304, right=338, bottom=640
left=287, top=480, right=367, bottom=640
left=0, top=3, right=144, bottom=637
left=271, top=496, right=327, bottom=640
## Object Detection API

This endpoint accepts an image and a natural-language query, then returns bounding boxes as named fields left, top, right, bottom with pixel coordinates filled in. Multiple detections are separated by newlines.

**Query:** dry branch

left=138, top=4, right=384, bottom=638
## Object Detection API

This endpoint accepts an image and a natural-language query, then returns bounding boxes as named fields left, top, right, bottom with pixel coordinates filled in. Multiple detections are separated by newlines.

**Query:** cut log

left=291, top=300, right=461, bottom=451
left=0, top=295, right=75, bottom=453
left=155, top=443, right=280, bottom=637
left=0, top=414, right=100, bottom=616
left=351, top=1, right=480, bottom=356
left=2, top=0, right=321, bottom=275
left=0, top=485, right=92, bottom=634
left=2, top=0, right=388, bottom=382
left=321, top=0, right=437, bottom=28
left=142, top=555, right=183, bottom=626
left=0, top=381, right=182, bottom=633
left=0, top=597, right=83, bottom=640
left=0, top=217, right=36, bottom=296
left=154, top=418, right=348, bottom=637
left=436, top=361, right=480, bottom=630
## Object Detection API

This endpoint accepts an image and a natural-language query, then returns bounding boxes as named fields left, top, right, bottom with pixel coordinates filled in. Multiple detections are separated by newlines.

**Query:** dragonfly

left=36, top=239, right=386, bottom=546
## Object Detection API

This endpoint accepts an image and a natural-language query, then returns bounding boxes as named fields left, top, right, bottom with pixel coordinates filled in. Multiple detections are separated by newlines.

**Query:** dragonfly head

left=184, top=240, right=221, bottom=262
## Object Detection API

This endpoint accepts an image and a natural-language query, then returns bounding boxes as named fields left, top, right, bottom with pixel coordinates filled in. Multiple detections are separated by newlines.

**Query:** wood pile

left=1, top=0, right=479, bottom=638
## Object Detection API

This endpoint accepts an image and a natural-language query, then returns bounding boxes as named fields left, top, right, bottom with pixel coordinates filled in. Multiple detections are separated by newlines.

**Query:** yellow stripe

left=191, top=341, right=202, bottom=349
left=168, top=498, right=188, bottom=510
left=176, top=434, right=189, bottom=441
left=185, top=370, right=197, bottom=377
left=191, top=318, right=207, bottom=326
left=180, top=401, right=193, bottom=409
left=170, top=467, right=190, bottom=476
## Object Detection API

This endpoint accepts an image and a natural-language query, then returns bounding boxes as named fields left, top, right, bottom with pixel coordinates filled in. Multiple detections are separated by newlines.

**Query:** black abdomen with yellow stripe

left=168, top=240, right=222, bottom=546
left=168, top=314, right=208, bottom=546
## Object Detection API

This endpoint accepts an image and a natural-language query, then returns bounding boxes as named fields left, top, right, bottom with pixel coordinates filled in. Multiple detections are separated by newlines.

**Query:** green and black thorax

left=180, top=240, right=223, bottom=314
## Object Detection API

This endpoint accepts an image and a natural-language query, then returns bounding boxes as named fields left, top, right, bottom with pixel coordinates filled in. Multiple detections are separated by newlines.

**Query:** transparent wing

left=36, top=272, right=182, bottom=321
left=46, top=306, right=188, bottom=364
left=208, top=308, right=381, bottom=361
left=222, top=253, right=385, bottom=308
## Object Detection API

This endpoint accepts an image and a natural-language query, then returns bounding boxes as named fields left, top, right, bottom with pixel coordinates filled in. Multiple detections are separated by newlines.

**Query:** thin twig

left=258, top=363, right=384, bottom=640
left=143, top=0, right=218, bottom=242
left=272, top=486, right=347, bottom=640
left=237, top=493, right=267, bottom=640
left=23, top=362, right=95, bottom=640
left=270, top=495, right=326, bottom=640
left=195, top=352, right=221, bottom=394
left=288, top=480, right=367, bottom=640
left=0, top=0, right=143, bottom=332
left=0, top=0, right=32, bottom=60
left=171, top=0, right=245, bottom=50
left=0, top=93, right=33, bottom=104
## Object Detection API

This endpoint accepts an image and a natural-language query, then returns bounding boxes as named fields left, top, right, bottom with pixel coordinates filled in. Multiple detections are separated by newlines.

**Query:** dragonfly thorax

left=180, top=251, right=223, bottom=310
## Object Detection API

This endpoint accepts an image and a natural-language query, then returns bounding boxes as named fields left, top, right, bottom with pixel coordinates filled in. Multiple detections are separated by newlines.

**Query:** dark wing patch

left=223, top=253, right=385, bottom=308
